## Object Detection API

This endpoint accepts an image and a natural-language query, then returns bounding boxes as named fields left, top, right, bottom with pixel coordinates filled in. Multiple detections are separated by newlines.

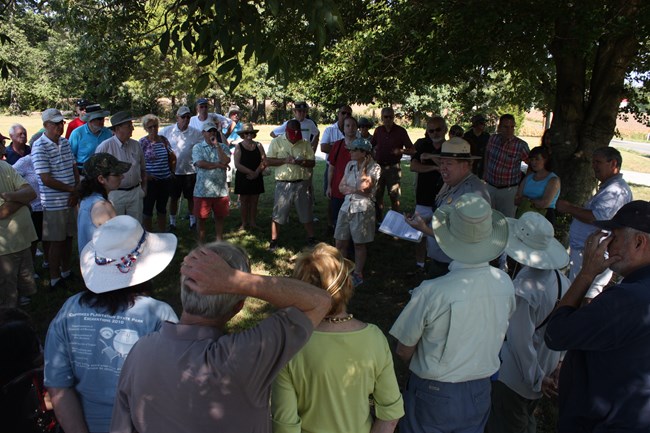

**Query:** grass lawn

left=5, top=113, right=648, bottom=432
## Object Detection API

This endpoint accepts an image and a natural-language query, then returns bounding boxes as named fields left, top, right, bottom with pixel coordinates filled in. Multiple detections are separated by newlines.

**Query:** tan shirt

left=0, top=161, right=37, bottom=254
left=95, top=135, right=145, bottom=188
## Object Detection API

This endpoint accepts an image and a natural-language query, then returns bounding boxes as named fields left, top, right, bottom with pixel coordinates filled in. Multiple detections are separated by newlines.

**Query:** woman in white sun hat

left=486, top=211, right=570, bottom=433
left=44, top=215, right=178, bottom=433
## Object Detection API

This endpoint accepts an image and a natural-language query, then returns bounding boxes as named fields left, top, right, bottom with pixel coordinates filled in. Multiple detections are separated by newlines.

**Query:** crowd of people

left=1, top=99, right=650, bottom=433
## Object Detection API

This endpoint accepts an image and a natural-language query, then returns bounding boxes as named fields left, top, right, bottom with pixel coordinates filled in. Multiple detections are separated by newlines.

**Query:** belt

left=118, top=183, right=141, bottom=191
left=488, top=182, right=519, bottom=189
left=278, top=179, right=302, bottom=183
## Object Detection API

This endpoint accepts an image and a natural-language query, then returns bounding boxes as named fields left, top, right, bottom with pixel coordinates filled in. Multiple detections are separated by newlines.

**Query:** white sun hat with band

left=80, top=215, right=177, bottom=294
left=432, top=193, right=509, bottom=264
left=505, top=212, right=569, bottom=270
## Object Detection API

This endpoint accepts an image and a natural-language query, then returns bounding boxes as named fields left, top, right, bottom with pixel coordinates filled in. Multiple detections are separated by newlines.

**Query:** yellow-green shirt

left=0, top=161, right=37, bottom=254
left=267, top=135, right=314, bottom=181
left=271, top=324, right=404, bottom=433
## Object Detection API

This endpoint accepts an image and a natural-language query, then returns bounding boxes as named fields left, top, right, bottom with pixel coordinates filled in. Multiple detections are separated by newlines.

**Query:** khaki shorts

left=334, top=208, right=376, bottom=244
left=272, top=180, right=313, bottom=225
left=0, top=248, right=37, bottom=307
left=43, top=208, right=76, bottom=241
left=109, top=187, right=145, bottom=223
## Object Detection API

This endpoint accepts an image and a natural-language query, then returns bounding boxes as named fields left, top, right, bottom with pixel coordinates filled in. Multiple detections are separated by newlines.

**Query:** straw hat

left=432, top=193, right=508, bottom=264
left=80, top=215, right=177, bottom=293
left=437, top=137, right=481, bottom=160
left=505, top=212, right=569, bottom=270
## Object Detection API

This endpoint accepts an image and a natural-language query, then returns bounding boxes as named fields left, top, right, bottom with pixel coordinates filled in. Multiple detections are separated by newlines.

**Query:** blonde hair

left=293, top=243, right=354, bottom=315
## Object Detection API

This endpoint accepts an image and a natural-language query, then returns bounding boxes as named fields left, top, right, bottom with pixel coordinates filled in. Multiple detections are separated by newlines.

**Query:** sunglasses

left=428, top=128, right=443, bottom=133
left=340, top=111, right=351, bottom=116
left=383, top=115, right=394, bottom=119
left=242, top=132, right=256, bottom=136
left=180, top=115, right=191, bottom=119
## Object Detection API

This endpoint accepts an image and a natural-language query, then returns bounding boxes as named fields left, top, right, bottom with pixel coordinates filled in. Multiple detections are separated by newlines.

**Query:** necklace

left=322, top=314, right=354, bottom=323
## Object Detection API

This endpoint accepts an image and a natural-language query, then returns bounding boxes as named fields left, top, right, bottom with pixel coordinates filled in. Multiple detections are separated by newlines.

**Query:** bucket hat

left=505, top=212, right=569, bottom=270
left=240, top=122, right=259, bottom=134
left=110, top=111, right=134, bottom=128
left=358, top=117, right=374, bottom=128
left=80, top=215, right=177, bottom=293
left=227, top=105, right=241, bottom=117
left=432, top=193, right=508, bottom=264
left=82, top=104, right=110, bottom=122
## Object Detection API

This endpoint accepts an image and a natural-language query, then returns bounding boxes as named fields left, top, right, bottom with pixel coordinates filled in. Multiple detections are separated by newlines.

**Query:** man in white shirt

left=160, top=106, right=203, bottom=231
left=271, top=101, right=320, bottom=152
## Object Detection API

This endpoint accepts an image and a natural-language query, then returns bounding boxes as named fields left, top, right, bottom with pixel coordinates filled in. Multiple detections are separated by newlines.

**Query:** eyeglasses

left=428, top=128, right=443, bottom=133
left=146, top=124, right=159, bottom=129
left=95, top=231, right=147, bottom=274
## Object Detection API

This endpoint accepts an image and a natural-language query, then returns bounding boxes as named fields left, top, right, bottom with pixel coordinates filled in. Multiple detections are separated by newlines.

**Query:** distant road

left=611, top=139, right=650, bottom=155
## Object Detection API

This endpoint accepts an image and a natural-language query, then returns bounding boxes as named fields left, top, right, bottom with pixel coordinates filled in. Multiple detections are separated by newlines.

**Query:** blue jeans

left=401, top=373, right=491, bottom=433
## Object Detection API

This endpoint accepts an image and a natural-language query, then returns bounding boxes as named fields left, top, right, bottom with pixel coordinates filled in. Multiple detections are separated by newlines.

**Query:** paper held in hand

left=378, top=210, right=423, bottom=243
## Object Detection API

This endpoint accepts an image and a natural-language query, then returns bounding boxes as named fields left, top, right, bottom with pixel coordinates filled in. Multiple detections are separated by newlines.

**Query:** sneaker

left=42, top=261, right=49, bottom=269
left=307, top=237, right=318, bottom=247
left=351, top=272, right=364, bottom=287
left=19, top=296, right=31, bottom=306
left=313, top=216, right=320, bottom=222
left=268, top=240, right=279, bottom=251
left=35, top=248, right=44, bottom=257
left=32, top=273, right=40, bottom=280
left=190, top=223, right=197, bottom=231
left=168, top=223, right=177, bottom=232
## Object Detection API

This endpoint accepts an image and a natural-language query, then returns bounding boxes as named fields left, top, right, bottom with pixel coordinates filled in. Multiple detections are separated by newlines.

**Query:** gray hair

left=8, top=123, right=25, bottom=137
left=181, top=242, right=250, bottom=318
left=141, top=114, right=160, bottom=129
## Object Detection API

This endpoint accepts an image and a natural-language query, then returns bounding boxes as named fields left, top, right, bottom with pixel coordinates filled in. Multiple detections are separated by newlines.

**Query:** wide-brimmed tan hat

left=432, top=193, right=508, bottom=264
left=437, top=137, right=481, bottom=160
left=505, top=212, right=569, bottom=270
left=80, top=215, right=177, bottom=293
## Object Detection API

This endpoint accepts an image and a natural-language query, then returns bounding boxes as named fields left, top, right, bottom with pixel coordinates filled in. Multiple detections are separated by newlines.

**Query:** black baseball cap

left=593, top=200, right=650, bottom=234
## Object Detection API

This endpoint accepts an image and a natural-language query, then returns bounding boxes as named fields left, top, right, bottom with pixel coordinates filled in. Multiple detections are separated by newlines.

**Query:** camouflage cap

left=84, top=153, right=132, bottom=179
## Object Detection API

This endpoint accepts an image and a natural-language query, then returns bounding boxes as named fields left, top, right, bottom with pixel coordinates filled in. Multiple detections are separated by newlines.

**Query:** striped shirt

left=31, top=134, right=76, bottom=210
left=140, top=136, right=173, bottom=179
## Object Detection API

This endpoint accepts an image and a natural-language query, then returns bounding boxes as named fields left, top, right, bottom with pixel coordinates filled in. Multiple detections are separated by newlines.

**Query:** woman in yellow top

left=272, top=243, right=404, bottom=433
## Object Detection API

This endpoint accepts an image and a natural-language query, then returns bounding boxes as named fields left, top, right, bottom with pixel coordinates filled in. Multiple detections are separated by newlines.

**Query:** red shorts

left=193, top=197, right=230, bottom=219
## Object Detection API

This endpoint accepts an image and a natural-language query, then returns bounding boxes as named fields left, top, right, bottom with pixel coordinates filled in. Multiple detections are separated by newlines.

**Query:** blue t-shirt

left=44, top=293, right=178, bottom=432
left=69, top=124, right=113, bottom=165
left=77, top=192, right=105, bottom=253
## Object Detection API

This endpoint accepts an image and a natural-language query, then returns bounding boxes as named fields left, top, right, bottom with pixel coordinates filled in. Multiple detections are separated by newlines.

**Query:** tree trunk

left=550, top=0, right=641, bottom=206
